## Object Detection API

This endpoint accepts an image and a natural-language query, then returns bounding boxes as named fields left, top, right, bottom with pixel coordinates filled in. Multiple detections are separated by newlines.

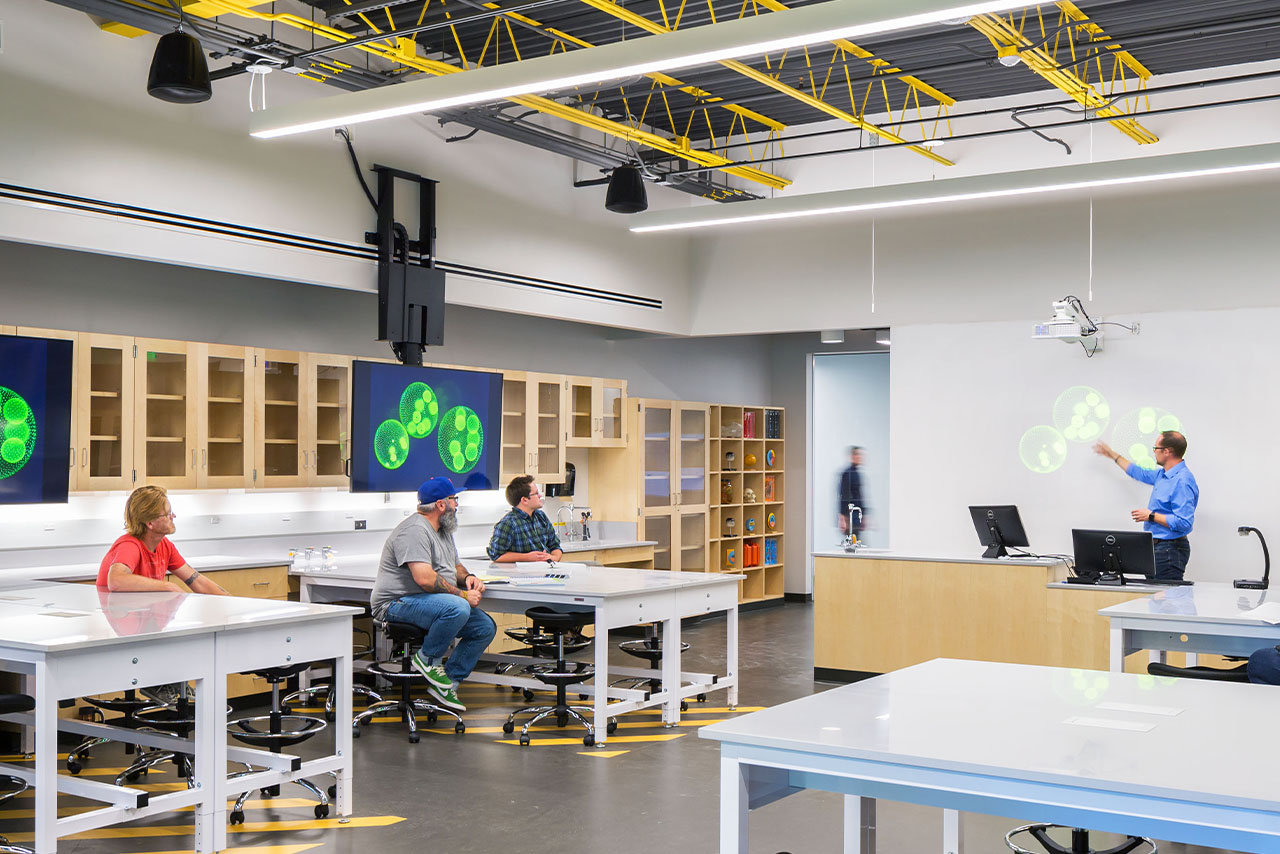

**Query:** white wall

left=889, top=308, right=1278, bottom=583
left=811, top=353, right=890, bottom=554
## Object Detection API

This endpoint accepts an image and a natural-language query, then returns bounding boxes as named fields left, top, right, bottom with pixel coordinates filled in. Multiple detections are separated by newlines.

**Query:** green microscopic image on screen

left=374, top=419, right=411, bottom=470
left=1019, top=425, right=1067, bottom=474
left=0, top=387, right=37, bottom=480
left=1052, top=385, right=1110, bottom=443
left=1111, top=406, right=1183, bottom=470
left=437, top=405, right=484, bottom=474
left=399, top=382, right=439, bottom=439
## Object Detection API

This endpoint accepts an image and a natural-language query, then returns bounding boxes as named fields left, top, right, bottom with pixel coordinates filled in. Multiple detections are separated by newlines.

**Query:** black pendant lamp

left=148, top=29, right=212, bottom=104
left=605, top=165, right=648, bottom=214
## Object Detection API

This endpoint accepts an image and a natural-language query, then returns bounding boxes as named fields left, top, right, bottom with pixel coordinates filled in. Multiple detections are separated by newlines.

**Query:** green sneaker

left=427, top=681, right=467, bottom=713
left=411, top=651, right=449, bottom=689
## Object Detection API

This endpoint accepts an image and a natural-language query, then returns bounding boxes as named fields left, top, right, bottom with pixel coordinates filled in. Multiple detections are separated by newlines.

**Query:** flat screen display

left=350, top=360, right=503, bottom=493
left=0, top=334, right=73, bottom=504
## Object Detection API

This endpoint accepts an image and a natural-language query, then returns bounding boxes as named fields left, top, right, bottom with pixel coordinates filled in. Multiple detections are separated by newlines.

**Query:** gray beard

left=439, top=509, right=458, bottom=534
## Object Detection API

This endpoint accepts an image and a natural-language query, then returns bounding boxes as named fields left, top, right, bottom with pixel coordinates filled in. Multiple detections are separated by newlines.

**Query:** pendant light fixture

left=148, top=3, right=212, bottom=104
left=605, top=165, right=648, bottom=214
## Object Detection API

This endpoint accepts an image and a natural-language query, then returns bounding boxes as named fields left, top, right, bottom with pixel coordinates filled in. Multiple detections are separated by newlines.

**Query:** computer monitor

left=968, top=505, right=1029, bottom=558
left=1071, top=529, right=1156, bottom=583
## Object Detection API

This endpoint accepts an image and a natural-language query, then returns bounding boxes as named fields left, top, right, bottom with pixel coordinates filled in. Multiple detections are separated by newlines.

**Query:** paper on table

left=1240, top=601, right=1280, bottom=624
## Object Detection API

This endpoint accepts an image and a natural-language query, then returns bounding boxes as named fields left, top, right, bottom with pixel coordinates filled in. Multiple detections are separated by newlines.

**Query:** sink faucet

left=556, top=503, right=577, bottom=541
left=841, top=504, right=863, bottom=552
left=579, top=508, right=592, bottom=542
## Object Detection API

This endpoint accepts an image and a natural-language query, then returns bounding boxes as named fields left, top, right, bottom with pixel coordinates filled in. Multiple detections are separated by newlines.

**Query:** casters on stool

left=351, top=621, right=465, bottom=742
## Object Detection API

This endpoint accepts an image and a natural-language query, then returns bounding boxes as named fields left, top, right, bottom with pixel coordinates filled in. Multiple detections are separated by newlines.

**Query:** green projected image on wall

left=1019, top=425, right=1067, bottom=474
left=0, top=388, right=37, bottom=480
left=374, top=419, right=410, bottom=470
left=399, top=382, right=439, bottom=439
left=437, top=405, right=484, bottom=474
left=1113, top=406, right=1183, bottom=470
left=1053, top=386, right=1109, bottom=443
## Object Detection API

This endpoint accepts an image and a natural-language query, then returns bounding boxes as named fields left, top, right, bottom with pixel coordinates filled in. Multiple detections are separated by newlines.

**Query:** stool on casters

left=0, top=695, right=34, bottom=854
left=352, top=621, right=464, bottom=742
left=283, top=602, right=382, bottom=721
left=227, top=664, right=330, bottom=824
left=502, top=606, right=616, bottom=746
left=66, top=690, right=158, bottom=775
left=1005, top=825, right=1155, bottom=854
left=613, top=630, right=702, bottom=712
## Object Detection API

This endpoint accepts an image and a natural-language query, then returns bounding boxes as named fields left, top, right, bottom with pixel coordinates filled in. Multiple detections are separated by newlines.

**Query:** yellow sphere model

left=744, top=453, right=757, bottom=467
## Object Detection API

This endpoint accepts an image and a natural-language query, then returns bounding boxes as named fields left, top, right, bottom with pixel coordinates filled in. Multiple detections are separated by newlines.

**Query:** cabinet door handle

left=253, top=580, right=271, bottom=587
left=202, top=449, right=207, bottom=470
left=69, top=448, right=75, bottom=469
left=191, top=449, right=197, bottom=469
left=82, top=448, right=88, bottom=468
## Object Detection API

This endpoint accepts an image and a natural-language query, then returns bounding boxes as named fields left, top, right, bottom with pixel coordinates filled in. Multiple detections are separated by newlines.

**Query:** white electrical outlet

left=210, top=516, right=221, bottom=525
left=282, top=515, right=292, bottom=522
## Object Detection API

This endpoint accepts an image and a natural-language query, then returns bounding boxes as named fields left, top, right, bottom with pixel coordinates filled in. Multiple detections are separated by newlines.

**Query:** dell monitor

left=1071, top=529, right=1156, bottom=583
left=969, top=505, right=1029, bottom=558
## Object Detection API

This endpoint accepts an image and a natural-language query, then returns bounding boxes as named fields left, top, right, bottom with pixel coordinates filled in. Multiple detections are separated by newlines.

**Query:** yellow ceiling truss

left=968, top=1, right=1158, bottom=144
left=107, top=0, right=790, bottom=192
left=573, top=0, right=957, bottom=167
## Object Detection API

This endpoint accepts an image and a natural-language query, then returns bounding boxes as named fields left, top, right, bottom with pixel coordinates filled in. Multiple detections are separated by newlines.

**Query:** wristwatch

left=1148, top=512, right=1157, bottom=523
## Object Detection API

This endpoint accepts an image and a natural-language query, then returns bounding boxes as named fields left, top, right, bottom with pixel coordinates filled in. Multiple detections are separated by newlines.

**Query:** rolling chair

left=612, top=630, right=704, bottom=712
left=1146, top=660, right=1249, bottom=682
left=502, top=606, right=616, bottom=746
left=227, top=664, right=330, bottom=823
left=66, top=690, right=157, bottom=775
left=352, top=621, right=465, bottom=742
left=0, top=695, right=34, bottom=854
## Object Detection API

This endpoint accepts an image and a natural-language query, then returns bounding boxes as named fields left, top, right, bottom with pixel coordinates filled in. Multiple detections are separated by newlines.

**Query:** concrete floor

left=38, top=602, right=1245, bottom=854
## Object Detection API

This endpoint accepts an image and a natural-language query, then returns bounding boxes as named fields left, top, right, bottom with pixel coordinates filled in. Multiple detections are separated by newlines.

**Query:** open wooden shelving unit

left=710, top=405, right=785, bottom=605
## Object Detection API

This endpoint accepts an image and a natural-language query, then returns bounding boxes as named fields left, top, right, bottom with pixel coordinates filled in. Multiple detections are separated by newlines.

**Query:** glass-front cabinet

left=253, top=349, right=304, bottom=488
left=566, top=376, right=627, bottom=448
left=500, top=371, right=566, bottom=483
left=134, top=338, right=198, bottom=489
left=635, top=399, right=709, bottom=572
left=196, top=344, right=253, bottom=488
left=307, top=353, right=351, bottom=487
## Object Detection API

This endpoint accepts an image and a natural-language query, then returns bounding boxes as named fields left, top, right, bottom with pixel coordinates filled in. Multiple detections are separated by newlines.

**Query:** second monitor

left=1071, top=529, right=1156, bottom=583
left=969, top=505, right=1029, bottom=559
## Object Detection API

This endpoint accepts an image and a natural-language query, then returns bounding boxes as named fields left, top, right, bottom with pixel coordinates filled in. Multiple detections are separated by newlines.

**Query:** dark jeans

left=1153, top=537, right=1190, bottom=580
left=1248, top=646, right=1280, bottom=684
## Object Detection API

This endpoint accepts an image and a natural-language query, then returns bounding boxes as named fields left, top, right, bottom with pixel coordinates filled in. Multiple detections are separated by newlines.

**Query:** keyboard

left=1144, top=578, right=1194, bottom=586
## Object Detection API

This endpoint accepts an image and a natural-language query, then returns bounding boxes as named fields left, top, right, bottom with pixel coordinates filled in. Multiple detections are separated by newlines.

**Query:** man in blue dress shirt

left=1093, top=431, right=1198, bottom=580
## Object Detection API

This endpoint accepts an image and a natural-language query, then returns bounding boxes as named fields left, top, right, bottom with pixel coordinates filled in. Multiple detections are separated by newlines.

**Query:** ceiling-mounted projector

left=1033, top=299, right=1097, bottom=344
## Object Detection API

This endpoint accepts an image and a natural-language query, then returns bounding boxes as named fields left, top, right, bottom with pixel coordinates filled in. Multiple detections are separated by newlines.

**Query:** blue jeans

left=1153, top=537, right=1190, bottom=581
left=384, top=594, right=496, bottom=684
left=1248, top=646, right=1280, bottom=685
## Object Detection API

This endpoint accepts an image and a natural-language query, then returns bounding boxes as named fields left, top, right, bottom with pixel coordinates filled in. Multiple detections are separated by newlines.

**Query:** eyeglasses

left=154, top=511, right=177, bottom=520
left=1152, top=446, right=1165, bottom=453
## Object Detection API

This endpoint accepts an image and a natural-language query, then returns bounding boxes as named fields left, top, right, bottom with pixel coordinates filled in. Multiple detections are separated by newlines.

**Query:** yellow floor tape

left=497, top=732, right=685, bottom=746
left=122, top=847, right=321, bottom=854
left=4, top=815, right=404, bottom=842
left=577, top=750, right=629, bottom=758
left=0, top=798, right=321, bottom=819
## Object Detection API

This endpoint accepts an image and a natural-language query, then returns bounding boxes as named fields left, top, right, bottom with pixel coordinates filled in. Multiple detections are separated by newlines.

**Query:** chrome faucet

left=841, top=504, right=863, bottom=552
left=556, top=503, right=577, bottom=541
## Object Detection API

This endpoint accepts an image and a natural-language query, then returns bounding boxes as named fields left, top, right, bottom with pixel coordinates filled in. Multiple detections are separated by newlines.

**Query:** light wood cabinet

left=565, top=376, right=627, bottom=448
left=196, top=344, right=254, bottom=488
left=634, top=399, right=709, bottom=573
left=0, top=326, right=14, bottom=335
left=15, top=328, right=91, bottom=490
left=134, top=338, right=199, bottom=490
left=306, top=353, right=351, bottom=486
left=500, top=371, right=566, bottom=483
left=253, top=348, right=305, bottom=488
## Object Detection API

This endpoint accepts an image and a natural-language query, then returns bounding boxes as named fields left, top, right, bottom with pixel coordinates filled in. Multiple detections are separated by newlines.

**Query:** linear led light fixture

left=249, top=0, right=1023, bottom=139
left=631, top=141, right=1280, bottom=233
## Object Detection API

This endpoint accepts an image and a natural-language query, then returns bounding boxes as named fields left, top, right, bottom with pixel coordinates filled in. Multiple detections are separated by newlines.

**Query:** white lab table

left=0, top=583, right=357, bottom=854
left=294, top=560, right=741, bottom=744
left=701, top=658, right=1280, bottom=854
left=1100, top=582, right=1280, bottom=672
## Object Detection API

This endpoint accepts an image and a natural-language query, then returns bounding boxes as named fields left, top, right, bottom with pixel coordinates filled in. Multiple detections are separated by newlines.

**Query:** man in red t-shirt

left=98, top=486, right=227, bottom=706
left=98, top=486, right=228, bottom=595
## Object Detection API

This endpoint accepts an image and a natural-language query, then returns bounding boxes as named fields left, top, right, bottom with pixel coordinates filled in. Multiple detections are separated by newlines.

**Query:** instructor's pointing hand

left=1093, top=441, right=1114, bottom=458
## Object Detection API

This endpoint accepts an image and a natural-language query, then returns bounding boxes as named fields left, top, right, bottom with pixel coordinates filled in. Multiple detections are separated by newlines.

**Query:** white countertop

left=559, top=539, right=656, bottom=553
left=0, top=583, right=358, bottom=652
left=813, top=550, right=1064, bottom=567
left=700, top=657, right=1280, bottom=813
left=1099, top=582, right=1280, bottom=623
left=297, top=558, right=742, bottom=598
left=2, top=553, right=293, bottom=585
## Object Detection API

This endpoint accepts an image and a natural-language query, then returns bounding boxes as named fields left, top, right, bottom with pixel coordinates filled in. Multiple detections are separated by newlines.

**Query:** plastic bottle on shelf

left=322, top=546, right=336, bottom=571
left=288, top=547, right=301, bottom=570
left=303, top=546, right=316, bottom=570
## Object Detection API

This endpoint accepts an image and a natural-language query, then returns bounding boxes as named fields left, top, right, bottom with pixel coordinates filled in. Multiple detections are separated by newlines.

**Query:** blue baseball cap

left=418, top=477, right=465, bottom=505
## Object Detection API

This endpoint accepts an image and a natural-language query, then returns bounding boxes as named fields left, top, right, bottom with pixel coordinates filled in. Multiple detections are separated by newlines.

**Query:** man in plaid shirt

left=487, top=475, right=565, bottom=563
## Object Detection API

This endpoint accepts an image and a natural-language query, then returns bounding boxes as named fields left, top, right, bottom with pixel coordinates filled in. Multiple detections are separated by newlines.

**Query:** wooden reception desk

left=813, top=551, right=1156, bottom=681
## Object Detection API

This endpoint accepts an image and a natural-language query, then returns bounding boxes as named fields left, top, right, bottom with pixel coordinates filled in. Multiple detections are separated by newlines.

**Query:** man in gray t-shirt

left=369, top=477, right=496, bottom=713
